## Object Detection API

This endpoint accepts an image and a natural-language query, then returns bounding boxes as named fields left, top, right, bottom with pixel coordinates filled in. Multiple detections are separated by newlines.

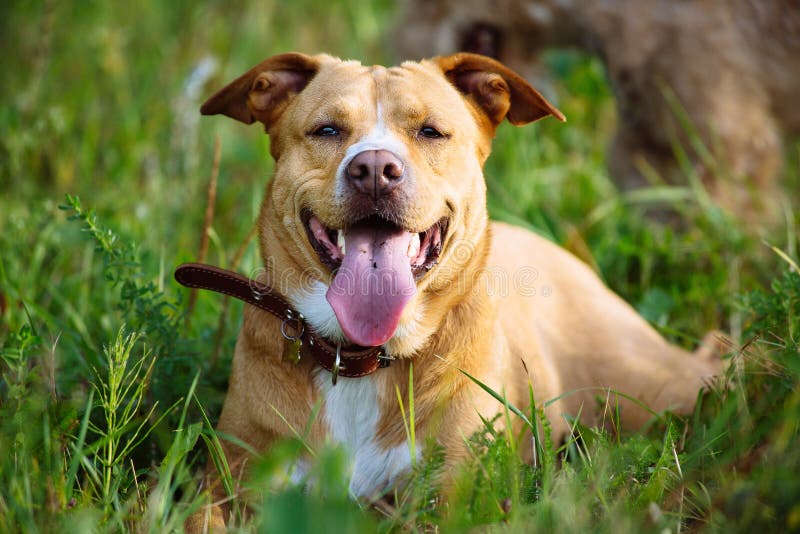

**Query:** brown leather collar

left=174, top=263, right=391, bottom=383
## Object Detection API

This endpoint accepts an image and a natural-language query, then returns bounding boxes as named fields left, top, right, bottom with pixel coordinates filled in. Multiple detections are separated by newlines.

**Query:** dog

left=184, top=52, right=723, bottom=530
left=394, top=0, right=800, bottom=221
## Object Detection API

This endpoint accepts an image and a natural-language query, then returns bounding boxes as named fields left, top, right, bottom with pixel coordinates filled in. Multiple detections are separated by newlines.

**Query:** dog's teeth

left=408, top=233, right=421, bottom=258
left=337, top=230, right=346, bottom=255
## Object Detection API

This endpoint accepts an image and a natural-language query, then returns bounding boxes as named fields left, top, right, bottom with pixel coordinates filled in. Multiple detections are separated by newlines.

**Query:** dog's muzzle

left=345, top=149, right=406, bottom=200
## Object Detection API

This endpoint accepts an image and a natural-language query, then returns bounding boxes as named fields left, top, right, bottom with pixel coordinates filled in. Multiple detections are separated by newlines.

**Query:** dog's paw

left=694, top=330, right=734, bottom=377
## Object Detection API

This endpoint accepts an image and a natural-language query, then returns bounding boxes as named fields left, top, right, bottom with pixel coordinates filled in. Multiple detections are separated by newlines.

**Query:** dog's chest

left=314, top=372, right=414, bottom=499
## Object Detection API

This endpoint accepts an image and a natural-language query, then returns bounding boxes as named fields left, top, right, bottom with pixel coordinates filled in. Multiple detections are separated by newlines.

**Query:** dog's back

left=489, top=222, right=722, bottom=435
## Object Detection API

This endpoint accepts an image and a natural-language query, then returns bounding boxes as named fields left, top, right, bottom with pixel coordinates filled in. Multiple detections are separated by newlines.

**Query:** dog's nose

left=346, top=150, right=405, bottom=198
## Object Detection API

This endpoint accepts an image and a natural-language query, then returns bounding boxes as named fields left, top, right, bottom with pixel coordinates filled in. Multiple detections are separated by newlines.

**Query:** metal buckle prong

left=377, top=350, right=395, bottom=368
left=331, top=342, right=346, bottom=386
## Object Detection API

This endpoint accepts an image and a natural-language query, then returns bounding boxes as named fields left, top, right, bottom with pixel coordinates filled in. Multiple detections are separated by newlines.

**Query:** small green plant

left=0, top=321, right=54, bottom=532
left=1, top=320, right=42, bottom=409
left=85, top=328, right=164, bottom=514
left=58, top=194, right=208, bottom=432
left=58, top=195, right=181, bottom=353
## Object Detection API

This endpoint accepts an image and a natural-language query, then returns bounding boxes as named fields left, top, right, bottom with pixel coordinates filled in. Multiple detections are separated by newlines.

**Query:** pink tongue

left=326, top=223, right=416, bottom=347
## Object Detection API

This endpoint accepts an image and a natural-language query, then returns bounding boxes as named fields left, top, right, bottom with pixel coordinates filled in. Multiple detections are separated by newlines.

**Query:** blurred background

left=1, top=0, right=798, bottom=531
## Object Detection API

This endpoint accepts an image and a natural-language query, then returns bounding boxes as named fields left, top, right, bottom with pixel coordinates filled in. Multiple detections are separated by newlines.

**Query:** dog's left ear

left=200, top=52, right=322, bottom=127
left=434, top=53, right=565, bottom=126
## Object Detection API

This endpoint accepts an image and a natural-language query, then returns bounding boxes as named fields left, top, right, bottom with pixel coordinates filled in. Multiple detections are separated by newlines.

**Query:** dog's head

left=201, top=52, right=563, bottom=355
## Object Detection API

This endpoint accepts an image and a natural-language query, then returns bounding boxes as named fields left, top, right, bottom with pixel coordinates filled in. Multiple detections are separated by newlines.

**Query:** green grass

left=2, top=0, right=799, bottom=531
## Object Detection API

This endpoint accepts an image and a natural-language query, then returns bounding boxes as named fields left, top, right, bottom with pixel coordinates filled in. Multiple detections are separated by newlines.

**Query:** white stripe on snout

left=335, top=103, right=408, bottom=198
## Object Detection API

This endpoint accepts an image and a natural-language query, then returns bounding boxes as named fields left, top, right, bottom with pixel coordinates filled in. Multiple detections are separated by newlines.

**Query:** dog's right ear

left=200, top=53, right=322, bottom=127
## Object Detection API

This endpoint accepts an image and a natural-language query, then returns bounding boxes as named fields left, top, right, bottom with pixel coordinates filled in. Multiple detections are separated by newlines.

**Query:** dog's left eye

left=311, top=125, right=340, bottom=137
left=419, top=126, right=445, bottom=139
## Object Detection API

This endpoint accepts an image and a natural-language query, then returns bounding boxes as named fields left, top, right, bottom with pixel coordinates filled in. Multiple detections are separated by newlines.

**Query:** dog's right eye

left=311, top=125, right=340, bottom=137
left=419, top=126, right=445, bottom=139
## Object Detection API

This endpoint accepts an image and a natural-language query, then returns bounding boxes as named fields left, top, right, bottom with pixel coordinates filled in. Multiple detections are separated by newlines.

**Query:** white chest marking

left=290, top=280, right=345, bottom=343
left=314, top=371, right=416, bottom=499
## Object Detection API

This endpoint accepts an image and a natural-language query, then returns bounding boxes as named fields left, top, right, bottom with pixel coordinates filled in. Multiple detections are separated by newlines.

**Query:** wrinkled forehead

left=379, top=62, right=471, bottom=123
left=292, top=59, right=469, bottom=127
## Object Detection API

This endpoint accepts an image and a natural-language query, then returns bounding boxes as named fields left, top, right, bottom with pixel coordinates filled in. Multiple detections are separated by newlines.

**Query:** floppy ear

left=434, top=53, right=565, bottom=126
left=200, top=52, right=322, bottom=127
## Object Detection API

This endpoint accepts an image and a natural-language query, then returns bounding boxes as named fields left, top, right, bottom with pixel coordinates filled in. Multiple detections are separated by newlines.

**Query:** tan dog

left=394, top=0, right=800, bottom=221
left=188, top=52, right=722, bottom=529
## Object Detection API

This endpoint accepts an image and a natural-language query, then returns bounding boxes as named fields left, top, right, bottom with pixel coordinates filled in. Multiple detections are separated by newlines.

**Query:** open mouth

left=302, top=211, right=448, bottom=281
left=301, top=210, right=449, bottom=347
